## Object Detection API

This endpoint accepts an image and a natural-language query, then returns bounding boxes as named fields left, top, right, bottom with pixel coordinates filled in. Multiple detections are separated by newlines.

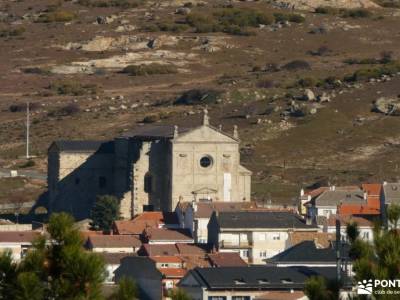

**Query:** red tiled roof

left=144, top=228, right=193, bottom=242
left=114, top=219, right=159, bottom=235
left=134, top=212, right=179, bottom=225
left=175, top=243, right=207, bottom=255
left=362, top=183, right=382, bottom=197
left=0, top=231, right=41, bottom=243
left=150, top=256, right=183, bottom=264
left=159, top=268, right=187, bottom=278
left=98, top=252, right=137, bottom=264
left=141, top=244, right=180, bottom=256
left=88, top=235, right=142, bottom=248
left=207, top=252, right=247, bottom=267
left=288, top=232, right=335, bottom=248
left=327, top=214, right=373, bottom=227
left=338, top=204, right=380, bottom=215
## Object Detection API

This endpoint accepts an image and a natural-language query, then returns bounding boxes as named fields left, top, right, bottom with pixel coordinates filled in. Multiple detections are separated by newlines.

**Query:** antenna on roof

left=233, top=125, right=239, bottom=139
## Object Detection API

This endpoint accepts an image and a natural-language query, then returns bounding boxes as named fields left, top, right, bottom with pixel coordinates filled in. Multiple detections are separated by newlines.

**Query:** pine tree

left=90, top=195, right=120, bottom=233
left=169, top=288, right=192, bottom=300
left=110, top=277, right=138, bottom=300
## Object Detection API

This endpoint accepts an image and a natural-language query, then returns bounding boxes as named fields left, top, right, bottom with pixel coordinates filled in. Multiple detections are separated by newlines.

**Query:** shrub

left=36, top=11, right=76, bottom=23
left=174, top=89, right=222, bottom=105
left=157, top=23, right=189, bottom=33
left=288, top=14, right=306, bottom=23
left=314, top=6, right=338, bottom=14
left=308, top=46, right=330, bottom=56
left=142, top=114, right=160, bottom=123
left=78, top=0, right=142, bottom=8
left=59, top=103, right=80, bottom=116
left=282, top=60, right=311, bottom=71
left=49, top=80, right=99, bottom=96
left=0, top=27, right=25, bottom=38
left=9, top=102, right=40, bottom=112
left=20, top=160, right=35, bottom=168
left=256, top=79, right=276, bottom=88
left=22, top=67, right=51, bottom=75
left=340, top=8, right=372, bottom=18
left=122, top=64, right=177, bottom=76
left=344, top=62, right=400, bottom=82
left=186, top=13, right=221, bottom=33
left=297, top=77, right=318, bottom=88
left=215, top=8, right=273, bottom=27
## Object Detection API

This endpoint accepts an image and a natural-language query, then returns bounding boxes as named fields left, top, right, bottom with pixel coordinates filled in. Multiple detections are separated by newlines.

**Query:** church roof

left=121, top=125, right=191, bottom=140
left=50, top=140, right=114, bottom=153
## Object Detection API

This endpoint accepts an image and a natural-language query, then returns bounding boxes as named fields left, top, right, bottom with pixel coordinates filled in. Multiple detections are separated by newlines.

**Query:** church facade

left=47, top=111, right=252, bottom=220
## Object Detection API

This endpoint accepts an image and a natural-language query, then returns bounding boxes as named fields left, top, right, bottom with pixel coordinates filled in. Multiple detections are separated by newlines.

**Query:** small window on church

left=200, top=155, right=213, bottom=168
left=144, top=173, right=152, bottom=193
left=99, top=176, right=107, bottom=188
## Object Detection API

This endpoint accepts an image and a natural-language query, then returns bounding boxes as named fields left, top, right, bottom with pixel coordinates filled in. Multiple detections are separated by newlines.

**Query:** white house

left=325, top=215, right=374, bottom=243
left=0, top=231, right=41, bottom=261
left=207, top=211, right=319, bottom=264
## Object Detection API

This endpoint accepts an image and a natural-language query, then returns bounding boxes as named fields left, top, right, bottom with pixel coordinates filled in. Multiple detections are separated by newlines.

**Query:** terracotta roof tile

left=327, top=214, right=373, bottom=227
left=134, top=212, right=179, bottom=225
left=194, top=201, right=258, bottom=218
left=207, top=252, right=247, bottom=267
left=114, top=220, right=159, bottom=235
left=144, top=228, right=193, bottom=242
left=141, top=244, right=180, bottom=256
left=159, top=268, right=187, bottom=278
left=0, top=231, right=41, bottom=243
left=88, top=235, right=141, bottom=248
left=150, top=256, right=183, bottom=264
left=98, top=252, right=137, bottom=264
left=288, top=232, right=335, bottom=248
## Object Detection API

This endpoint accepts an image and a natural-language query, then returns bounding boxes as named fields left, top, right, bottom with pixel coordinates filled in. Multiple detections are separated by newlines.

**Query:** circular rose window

left=200, top=155, right=213, bottom=168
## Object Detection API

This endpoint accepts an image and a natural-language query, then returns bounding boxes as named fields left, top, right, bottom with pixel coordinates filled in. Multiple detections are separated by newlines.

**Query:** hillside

left=1, top=0, right=400, bottom=205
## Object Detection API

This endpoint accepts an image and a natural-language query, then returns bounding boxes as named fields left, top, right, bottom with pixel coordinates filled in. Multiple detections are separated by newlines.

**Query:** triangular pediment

left=174, top=125, right=238, bottom=143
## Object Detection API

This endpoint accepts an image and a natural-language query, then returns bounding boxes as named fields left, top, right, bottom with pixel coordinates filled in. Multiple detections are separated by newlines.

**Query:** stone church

left=47, top=110, right=252, bottom=220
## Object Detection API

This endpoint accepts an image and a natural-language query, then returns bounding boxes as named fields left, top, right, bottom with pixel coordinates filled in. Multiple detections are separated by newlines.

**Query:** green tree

left=169, top=288, right=192, bottom=300
left=0, top=250, right=17, bottom=300
left=346, top=221, right=360, bottom=243
left=349, top=223, right=400, bottom=299
left=304, top=276, right=328, bottom=300
left=3, top=212, right=106, bottom=300
left=387, top=204, right=400, bottom=229
left=91, top=195, right=120, bottom=233
left=110, top=277, right=138, bottom=300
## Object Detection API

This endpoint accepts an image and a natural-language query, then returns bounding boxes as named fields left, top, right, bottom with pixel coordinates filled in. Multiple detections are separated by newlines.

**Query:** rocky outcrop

left=272, top=0, right=379, bottom=11
left=373, top=97, right=400, bottom=116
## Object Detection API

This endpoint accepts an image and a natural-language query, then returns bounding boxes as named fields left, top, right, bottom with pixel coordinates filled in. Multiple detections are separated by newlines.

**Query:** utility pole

left=26, top=102, right=30, bottom=159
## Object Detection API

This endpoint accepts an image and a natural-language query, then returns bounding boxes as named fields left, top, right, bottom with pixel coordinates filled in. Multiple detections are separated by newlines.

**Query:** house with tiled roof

left=143, top=228, right=194, bottom=244
left=178, top=266, right=352, bottom=300
left=287, top=231, right=336, bottom=249
left=326, top=214, right=374, bottom=242
left=207, top=252, right=247, bottom=267
left=86, top=235, right=142, bottom=253
left=208, top=211, right=319, bottom=264
left=175, top=201, right=257, bottom=243
left=0, top=231, right=42, bottom=260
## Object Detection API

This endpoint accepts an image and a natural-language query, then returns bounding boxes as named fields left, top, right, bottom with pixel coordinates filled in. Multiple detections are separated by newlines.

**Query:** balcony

left=219, top=240, right=252, bottom=249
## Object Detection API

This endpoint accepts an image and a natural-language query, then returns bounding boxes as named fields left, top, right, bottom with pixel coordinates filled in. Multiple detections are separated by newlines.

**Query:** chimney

left=300, top=188, right=305, bottom=197
left=383, top=181, right=387, bottom=186
left=192, top=201, right=198, bottom=212
left=218, top=124, right=222, bottom=131
left=173, top=125, right=178, bottom=138
left=363, top=191, right=368, bottom=201
left=331, top=185, right=336, bottom=191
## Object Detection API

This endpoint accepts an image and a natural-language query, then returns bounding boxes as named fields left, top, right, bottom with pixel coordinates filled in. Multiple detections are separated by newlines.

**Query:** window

left=259, top=251, right=267, bottom=258
left=200, top=155, right=213, bottom=168
left=281, top=278, right=293, bottom=284
left=99, top=176, right=106, bottom=188
left=258, top=279, right=269, bottom=284
left=234, top=279, right=246, bottom=285
left=272, top=233, right=280, bottom=240
left=363, top=232, right=370, bottom=240
left=208, top=297, right=227, bottom=300
left=144, top=173, right=152, bottom=193
left=241, top=250, right=249, bottom=258
left=232, top=297, right=250, bottom=300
